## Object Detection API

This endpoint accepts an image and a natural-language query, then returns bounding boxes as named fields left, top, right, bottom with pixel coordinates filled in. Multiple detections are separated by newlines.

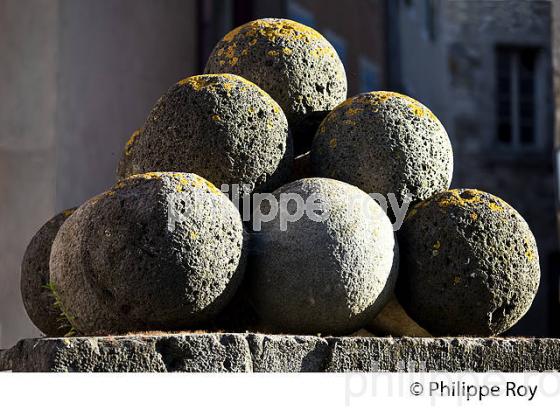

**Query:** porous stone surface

left=20, top=208, right=76, bottom=337
left=205, top=18, right=347, bottom=154
left=50, top=172, right=247, bottom=335
left=116, top=128, right=142, bottom=180
left=124, top=74, right=293, bottom=195
left=397, top=189, right=540, bottom=336
left=250, top=177, right=396, bottom=335
left=311, top=91, right=453, bottom=203
left=2, top=333, right=560, bottom=372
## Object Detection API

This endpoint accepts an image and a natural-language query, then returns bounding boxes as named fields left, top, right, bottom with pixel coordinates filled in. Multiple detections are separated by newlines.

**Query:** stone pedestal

left=1, top=333, right=559, bottom=372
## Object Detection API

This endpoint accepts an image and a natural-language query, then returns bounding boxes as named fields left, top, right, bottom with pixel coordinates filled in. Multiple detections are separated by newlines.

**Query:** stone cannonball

left=50, top=172, right=247, bottom=335
left=116, top=128, right=142, bottom=180
left=124, top=74, right=293, bottom=195
left=250, top=177, right=397, bottom=335
left=311, top=91, right=453, bottom=203
left=205, top=18, right=347, bottom=154
left=21, top=208, right=76, bottom=336
left=397, top=189, right=540, bottom=336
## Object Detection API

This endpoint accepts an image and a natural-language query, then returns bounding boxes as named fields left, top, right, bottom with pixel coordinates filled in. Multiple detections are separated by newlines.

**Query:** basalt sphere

left=123, top=74, right=293, bottom=195
left=21, top=208, right=76, bottom=336
left=250, top=177, right=397, bottom=335
left=397, top=189, right=540, bottom=336
left=205, top=18, right=347, bottom=154
left=50, top=172, right=247, bottom=335
left=116, top=128, right=142, bottom=180
left=311, top=91, right=453, bottom=203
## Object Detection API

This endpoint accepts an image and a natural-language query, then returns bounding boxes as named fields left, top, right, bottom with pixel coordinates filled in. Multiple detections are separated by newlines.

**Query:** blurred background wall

left=0, top=0, right=558, bottom=348
left=394, top=0, right=558, bottom=337
left=0, top=0, right=198, bottom=348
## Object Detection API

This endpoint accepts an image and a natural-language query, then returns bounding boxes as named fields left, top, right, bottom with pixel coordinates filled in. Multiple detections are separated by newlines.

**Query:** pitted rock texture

left=205, top=18, right=347, bottom=154
left=397, top=189, right=540, bottom=336
left=124, top=74, right=293, bottom=195
left=250, top=177, right=396, bottom=335
left=20, top=208, right=77, bottom=337
left=116, top=128, right=142, bottom=180
left=50, top=172, right=247, bottom=335
left=2, top=333, right=560, bottom=372
left=311, top=91, right=453, bottom=203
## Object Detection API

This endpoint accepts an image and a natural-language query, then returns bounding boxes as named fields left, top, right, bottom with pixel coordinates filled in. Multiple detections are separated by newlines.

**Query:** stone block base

left=1, top=333, right=559, bottom=372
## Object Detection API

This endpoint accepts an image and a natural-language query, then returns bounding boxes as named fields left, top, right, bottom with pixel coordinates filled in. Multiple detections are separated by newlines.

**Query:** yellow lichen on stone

left=124, top=129, right=142, bottom=156
left=118, top=172, right=217, bottom=196
left=222, top=81, right=234, bottom=93
left=212, top=114, right=222, bottom=122
left=525, top=247, right=535, bottom=261
left=365, top=91, right=439, bottom=122
left=266, top=119, right=275, bottom=130
left=179, top=74, right=265, bottom=99
left=329, top=138, right=337, bottom=149
left=215, top=19, right=324, bottom=69
left=453, top=276, right=461, bottom=285
left=367, top=91, right=394, bottom=106
left=346, top=107, right=363, bottom=117
left=488, top=201, right=504, bottom=212
left=222, top=24, right=244, bottom=43
left=433, top=240, right=441, bottom=250
left=524, top=237, right=535, bottom=261
left=178, top=75, right=209, bottom=91
left=186, top=174, right=221, bottom=195
left=220, top=43, right=239, bottom=66
left=190, top=231, right=199, bottom=240
left=310, top=46, right=335, bottom=58
left=437, top=189, right=484, bottom=208
left=172, top=174, right=189, bottom=191
left=180, top=74, right=229, bottom=92
left=224, top=19, right=323, bottom=45
left=130, top=171, right=162, bottom=181
left=62, top=209, right=75, bottom=217
left=411, top=105, right=425, bottom=117
left=470, top=212, right=478, bottom=221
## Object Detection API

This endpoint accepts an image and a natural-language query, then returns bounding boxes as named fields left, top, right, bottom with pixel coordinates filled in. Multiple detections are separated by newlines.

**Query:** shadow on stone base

left=1, top=332, right=559, bottom=372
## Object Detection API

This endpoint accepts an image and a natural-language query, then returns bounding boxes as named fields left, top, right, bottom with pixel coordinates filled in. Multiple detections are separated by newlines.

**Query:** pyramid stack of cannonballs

left=21, top=18, right=540, bottom=338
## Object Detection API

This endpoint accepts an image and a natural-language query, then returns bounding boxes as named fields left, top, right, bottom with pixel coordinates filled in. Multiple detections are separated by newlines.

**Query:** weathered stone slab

left=327, top=337, right=560, bottom=372
left=247, top=334, right=330, bottom=372
left=1, top=333, right=559, bottom=372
